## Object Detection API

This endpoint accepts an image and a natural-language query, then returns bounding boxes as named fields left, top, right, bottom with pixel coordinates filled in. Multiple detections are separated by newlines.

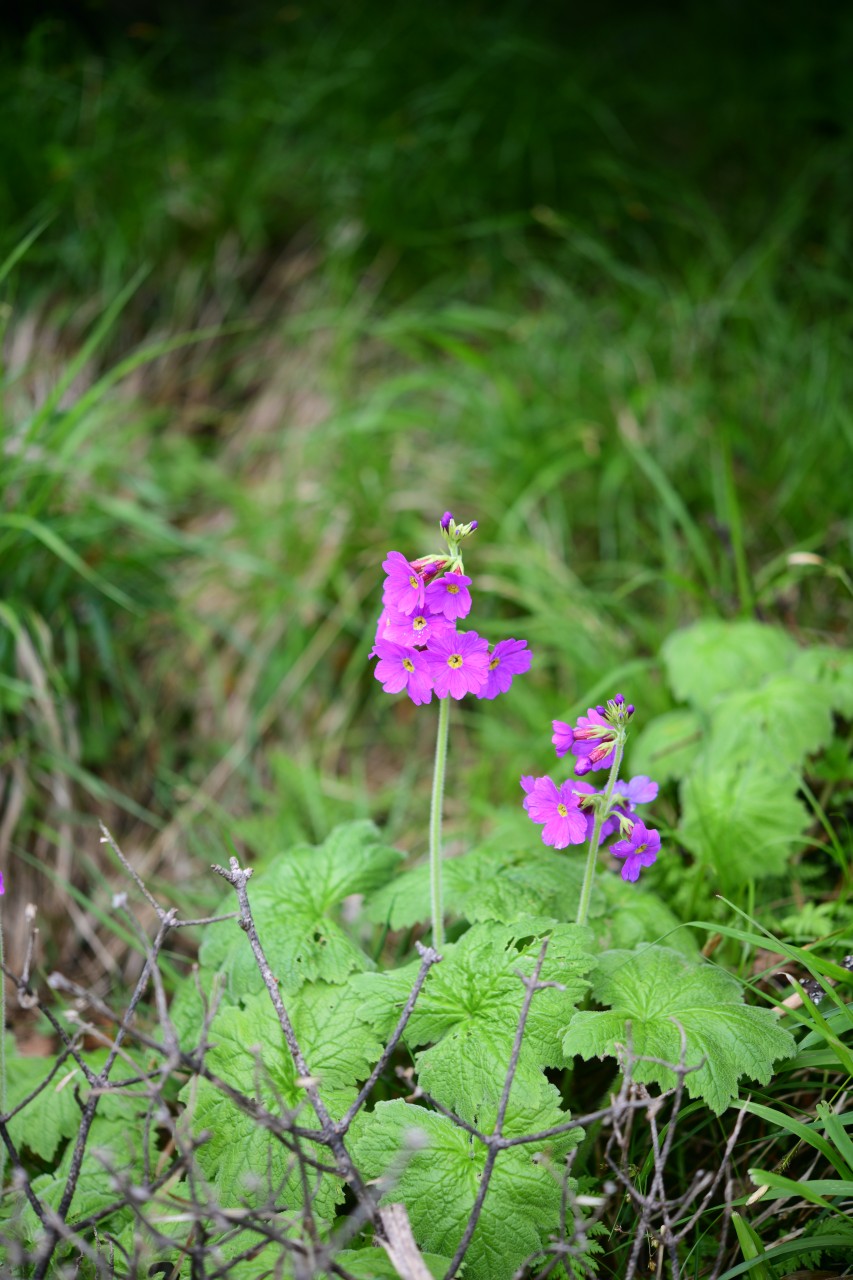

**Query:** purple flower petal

left=621, top=775, right=659, bottom=806
left=551, top=720, right=574, bottom=757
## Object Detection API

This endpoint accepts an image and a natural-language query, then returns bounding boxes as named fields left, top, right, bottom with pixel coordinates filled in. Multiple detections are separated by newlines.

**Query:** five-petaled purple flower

left=478, top=639, right=531, bottom=700
left=427, top=630, right=490, bottom=699
left=373, top=639, right=434, bottom=705
left=425, top=571, right=472, bottom=621
left=610, top=820, right=661, bottom=882
left=383, top=607, right=452, bottom=649
left=522, top=776, right=588, bottom=848
left=382, top=551, right=426, bottom=616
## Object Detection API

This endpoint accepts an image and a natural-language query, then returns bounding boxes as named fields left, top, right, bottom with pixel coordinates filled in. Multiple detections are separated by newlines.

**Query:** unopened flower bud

left=440, top=512, right=453, bottom=530
left=614, top=693, right=624, bottom=705
left=626, top=704, right=635, bottom=716
left=589, top=740, right=615, bottom=766
left=595, top=704, right=606, bottom=715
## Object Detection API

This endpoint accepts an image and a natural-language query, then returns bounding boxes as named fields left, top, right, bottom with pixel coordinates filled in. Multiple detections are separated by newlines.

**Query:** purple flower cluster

left=523, top=695, right=662, bottom=883
left=371, top=520, right=532, bottom=704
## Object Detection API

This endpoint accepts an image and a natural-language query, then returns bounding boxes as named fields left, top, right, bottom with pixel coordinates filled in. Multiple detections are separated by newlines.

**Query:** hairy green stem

left=429, top=695, right=451, bottom=950
left=575, top=733, right=625, bottom=927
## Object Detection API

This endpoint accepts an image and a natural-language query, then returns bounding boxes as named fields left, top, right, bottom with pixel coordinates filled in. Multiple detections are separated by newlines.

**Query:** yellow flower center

left=402, top=658, right=415, bottom=672
left=448, top=653, right=463, bottom=669
left=447, top=583, right=459, bottom=594
left=489, top=657, right=500, bottom=670
left=557, top=803, right=568, bottom=817
left=408, top=574, right=419, bottom=589
left=413, top=616, right=427, bottom=631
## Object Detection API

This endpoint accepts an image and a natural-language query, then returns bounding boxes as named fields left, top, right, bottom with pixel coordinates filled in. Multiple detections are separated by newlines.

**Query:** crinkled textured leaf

left=353, top=921, right=594, bottom=1122
left=196, top=821, right=402, bottom=1010
left=629, top=708, right=704, bottom=782
left=596, top=877, right=699, bottom=957
left=5, top=1049, right=83, bottom=1162
left=350, top=1098, right=581, bottom=1280
left=706, top=673, right=834, bottom=770
left=662, top=621, right=796, bottom=711
left=5, top=1045, right=150, bottom=1168
left=679, top=759, right=809, bottom=882
left=563, top=946, right=795, bottom=1114
left=366, top=844, right=595, bottom=929
left=790, top=646, right=853, bottom=718
left=180, top=983, right=382, bottom=1209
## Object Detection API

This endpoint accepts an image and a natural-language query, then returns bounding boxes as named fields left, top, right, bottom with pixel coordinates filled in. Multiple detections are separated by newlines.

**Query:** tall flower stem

left=575, top=734, right=625, bottom=927
left=429, top=695, right=451, bottom=950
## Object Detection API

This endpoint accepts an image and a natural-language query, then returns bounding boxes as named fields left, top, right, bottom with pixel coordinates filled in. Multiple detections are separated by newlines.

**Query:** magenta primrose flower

left=522, top=776, right=587, bottom=849
left=610, top=820, right=661, bottom=882
left=373, top=638, right=434, bottom=705
left=427, top=629, right=490, bottom=699
left=382, top=551, right=426, bottom=616
left=477, top=638, right=531, bottom=700
left=382, top=606, right=452, bottom=649
left=424, top=571, right=472, bottom=621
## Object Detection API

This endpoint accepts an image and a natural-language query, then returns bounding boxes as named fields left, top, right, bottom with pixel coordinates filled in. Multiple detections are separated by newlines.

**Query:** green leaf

left=790, top=645, right=853, bottom=718
left=5, top=1052, right=83, bottom=1162
left=563, top=946, right=795, bottom=1114
left=350, top=1098, right=581, bottom=1280
left=366, top=843, right=594, bottom=929
left=629, top=708, right=704, bottom=782
left=662, top=620, right=797, bottom=712
left=705, top=673, right=835, bottom=769
left=731, top=1212, right=775, bottom=1280
left=180, top=982, right=382, bottom=1209
left=678, top=759, right=809, bottom=882
left=198, top=821, right=403, bottom=1006
left=353, top=921, right=594, bottom=1122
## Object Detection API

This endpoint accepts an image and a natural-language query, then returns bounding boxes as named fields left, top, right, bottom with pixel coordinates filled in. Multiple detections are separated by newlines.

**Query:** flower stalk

left=575, top=731, right=626, bottom=927
left=429, top=695, right=451, bottom=949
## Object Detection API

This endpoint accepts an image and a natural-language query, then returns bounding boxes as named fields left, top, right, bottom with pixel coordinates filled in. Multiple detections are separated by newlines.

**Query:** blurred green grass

left=0, top=0, right=851, bottom=962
